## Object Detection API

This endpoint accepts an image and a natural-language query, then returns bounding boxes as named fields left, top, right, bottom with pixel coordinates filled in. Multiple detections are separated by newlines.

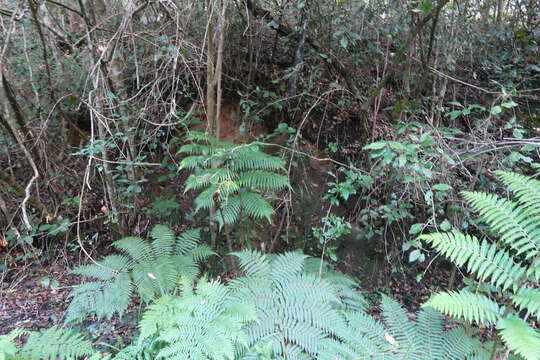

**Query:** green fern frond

left=185, top=168, right=238, bottom=193
left=239, top=191, right=274, bottom=221
left=138, top=278, right=257, bottom=360
left=416, top=306, right=445, bottom=359
left=217, top=195, right=242, bottom=227
left=68, top=225, right=212, bottom=322
left=66, top=272, right=132, bottom=321
left=269, top=251, right=309, bottom=283
left=132, top=258, right=178, bottom=300
left=71, top=255, right=130, bottom=281
left=178, top=154, right=206, bottom=169
left=186, top=245, right=216, bottom=262
left=179, top=135, right=288, bottom=228
left=441, top=327, right=476, bottom=360
left=512, top=287, right=540, bottom=319
left=194, top=186, right=218, bottom=211
left=380, top=296, right=423, bottom=358
left=112, top=237, right=153, bottom=263
left=233, top=249, right=271, bottom=278
left=0, top=329, right=26, bottom=358
left=150, top=224, right=176, bottom=257
left=237, top=171, right=289, bottom=191
left=229, top=151, right=285, bottom=172
left=497, top=316, right=540, bottom=360
left=176, top=228, right=202, bottom=255
left=21, top=326, right=95, bottom=360
left=425, top=290, right=501, bottom=325
left=419, top=231, right=526, bottom=291
left=462, top=191, right=539, bottom=257
left=496, top=170, right=540, bottom=214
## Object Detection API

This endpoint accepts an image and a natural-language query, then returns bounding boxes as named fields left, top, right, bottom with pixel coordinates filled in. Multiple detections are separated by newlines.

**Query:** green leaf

left=433, top=184, right=452, bottom=191
left=491, top=106, right=502, bottom=115
left=340, top=36, right=349, bottom=49
left=425, top=290, right=501, bottom=325
left=409, top=249, right=423, bottom=262
left=409, top=223, right=424, bottom=235
left=501, top=100, right=518, bottom=109
left=363, top=141, right=387, bottom=150
left=440, top=220, right=452, bottom=231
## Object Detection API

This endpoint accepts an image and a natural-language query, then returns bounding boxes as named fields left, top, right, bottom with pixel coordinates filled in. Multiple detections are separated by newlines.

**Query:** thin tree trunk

left=362, top=0, right=450, bottom=113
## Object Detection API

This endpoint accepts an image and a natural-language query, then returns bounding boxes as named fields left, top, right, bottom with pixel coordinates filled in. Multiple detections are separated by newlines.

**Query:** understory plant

left=179, top=132, right=289, bottom=228
left=0, top=327, right=98, bottom=360
left=66, top=225, right=214, bottom=322
left=114, top=250, right=484, bottom=360
left=420, top=171, right=540, bottom=359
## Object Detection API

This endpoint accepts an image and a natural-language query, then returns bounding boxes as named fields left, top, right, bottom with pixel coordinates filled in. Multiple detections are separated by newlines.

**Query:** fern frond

left=237, top=171, right=289, bottom=191
left=512, top=287, right=540, bottom=319
left=496, top=170, right=540, bottom=214
left=185, top=168, right=238, bottom=193
left=381, top=296, right=423, bottom=358
left=239, top=191, right=274, bottom=221
left=462, top=191, right=540, bottom=257
left=66, top=273, right=132, bottom=321
left=441, top=327, right=476, bottom=360
left=217, top=195, right=242, bottom=226
left=150, top=224, right=176, bottom=257
left=343, top=311, right=392, bottom=353
left=416, top=306, right=445, bottom=359
left=132, top=258, right=178, bottom=300
left=112, top=237, right=153, bottom=263
left=178, top=155, right=206, bottom=169
left=68, top=225, right=211, bottom=322
left=233, top=249, right=271, bottom=278
left=21, top=326, right=95, bottom=360
left=497, top=316, right=540, bottom=360
left=425, top=290, right=501, bottom=325
left=138, top=278, right=257, bottom=360
left=194, top=186, right=218, bottom=211
left=420, top=231, right=526, bottom=291
left=0, top=329, right=26, bottom=358
left=71, top=255, right=130, bottom=281
left=269, top=251, right=308, bottom=283
left=176, top=228, right=201, bottom=255
left=229, top=151, right=285, bottom=172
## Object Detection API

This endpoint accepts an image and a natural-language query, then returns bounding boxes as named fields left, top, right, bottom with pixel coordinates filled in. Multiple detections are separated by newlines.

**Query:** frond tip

left=425, top=290, right=501, bottom=325
left=497, top=317, right=540, bottom=360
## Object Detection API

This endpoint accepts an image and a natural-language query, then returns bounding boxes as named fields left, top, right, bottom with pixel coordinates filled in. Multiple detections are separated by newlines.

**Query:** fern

left=318, top=296, right=481, bottom=360
left=124, top=277, right=258, bottom=360
left=421, top=231, right=526, bottom=291
left=0, top=327, right=96, bottom=360
left=420, top=171, right=540, bottom=359
left=497, top=317, right=540, bottom=360
left=100, top=250, right=481, bottom=360
left=425, top=290, right=501, bottom=325
left=178, top=132, right=289, bottom=227
left=66, top=225, right=215, bottom=322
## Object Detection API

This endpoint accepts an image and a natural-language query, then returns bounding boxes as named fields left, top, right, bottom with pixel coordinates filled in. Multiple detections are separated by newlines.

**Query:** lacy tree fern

left=178, top=132, right=289, bottom=227
left=420, top=171, right=540, bottom=360
left=116, top=277, right=258, bottom=360
left=66, top=225, right=214, bottom=322
left=0, top=327, right=98, bottom=360
left=319, top=296, right=485, bottom=360
left=232, top=251, right=481, bottom=360
left=113, top=251, right=480, bottom=360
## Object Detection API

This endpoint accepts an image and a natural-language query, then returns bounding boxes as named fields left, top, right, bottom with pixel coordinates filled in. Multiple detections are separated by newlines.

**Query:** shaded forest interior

left=0, top=0, right=539, bottom=359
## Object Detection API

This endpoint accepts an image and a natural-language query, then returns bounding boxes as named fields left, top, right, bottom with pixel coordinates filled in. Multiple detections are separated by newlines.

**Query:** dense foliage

left=0, top=0, right=539, bottom=359
left=421, top=171, right=540, bottom=359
